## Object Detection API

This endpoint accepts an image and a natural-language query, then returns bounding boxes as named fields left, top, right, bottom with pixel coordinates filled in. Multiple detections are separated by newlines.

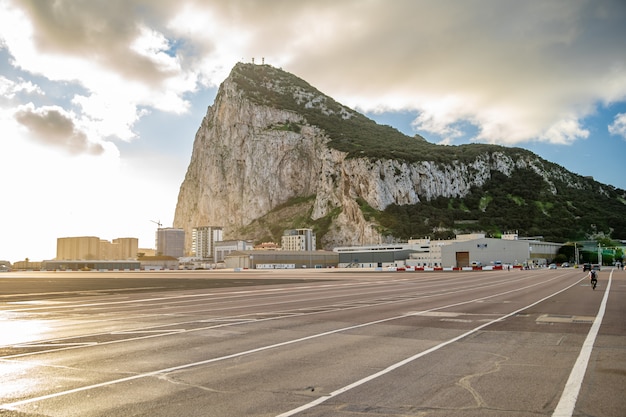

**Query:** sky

left=1, top=0, right=626, bottom=263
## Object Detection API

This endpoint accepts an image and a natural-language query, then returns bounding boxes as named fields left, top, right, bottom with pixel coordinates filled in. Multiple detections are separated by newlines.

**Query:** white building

left=192, top=226, right=223, bottom=260
left=437, top=235, right=530, bottom=268
left=215, top=240, right=254, bottom=262
left=336, top=234, right=562, bottom=268
left=334, top=239, right=430, bottom=268
left=281, top=229, right=316, bottom=251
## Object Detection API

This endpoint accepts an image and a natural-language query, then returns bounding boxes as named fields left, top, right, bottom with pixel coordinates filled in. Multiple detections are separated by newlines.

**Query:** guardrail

left=385, top=265, right=522, bottom=272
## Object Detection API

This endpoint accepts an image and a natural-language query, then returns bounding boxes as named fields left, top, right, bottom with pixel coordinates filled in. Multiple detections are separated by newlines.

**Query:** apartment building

left=281, top=228, right=316, bottom=251
left=192, top=226, right=223, bottom=260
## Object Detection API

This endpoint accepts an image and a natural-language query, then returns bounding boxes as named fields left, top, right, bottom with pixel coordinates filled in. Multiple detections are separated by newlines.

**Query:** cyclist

left=589, top=269, right=598, bottom=290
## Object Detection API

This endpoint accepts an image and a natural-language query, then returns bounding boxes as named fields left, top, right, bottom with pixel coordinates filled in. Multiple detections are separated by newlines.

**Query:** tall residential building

left=192, top=226, right=223, bottom=260
left=281, top=228, right=316, bottom=251
left=156, top=228, right=185, bottom=258
left=57, top=236, right=101, bottom=260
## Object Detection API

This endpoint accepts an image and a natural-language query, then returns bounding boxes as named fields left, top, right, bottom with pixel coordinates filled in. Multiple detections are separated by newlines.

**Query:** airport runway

left=0, top=268, right=624, bottom=416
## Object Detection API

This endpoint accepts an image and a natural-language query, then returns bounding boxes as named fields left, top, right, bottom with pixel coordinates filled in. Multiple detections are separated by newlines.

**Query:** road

left=0, top=267, right=624, bottom=417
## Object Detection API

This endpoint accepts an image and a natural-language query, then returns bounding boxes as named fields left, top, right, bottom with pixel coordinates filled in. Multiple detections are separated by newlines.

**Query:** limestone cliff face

left=174, top=75, right=327, bottom=248
left=173, top=64, right=589, bottom=252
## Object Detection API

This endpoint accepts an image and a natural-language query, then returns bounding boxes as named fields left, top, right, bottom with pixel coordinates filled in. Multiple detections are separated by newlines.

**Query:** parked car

left=561, top=262, right=570, bottom=268
left=549, top=263, right=557, bottom=269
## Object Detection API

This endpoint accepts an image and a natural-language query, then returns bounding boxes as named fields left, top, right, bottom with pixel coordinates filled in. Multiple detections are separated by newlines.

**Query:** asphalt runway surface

left=0, top=268, right=624, bottom=417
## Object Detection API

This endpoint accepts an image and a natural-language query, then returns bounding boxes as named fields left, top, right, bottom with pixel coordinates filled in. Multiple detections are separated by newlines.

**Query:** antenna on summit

left=251, top=57, right=255, bottom=64
left=262, top=57, right=265, bottom=65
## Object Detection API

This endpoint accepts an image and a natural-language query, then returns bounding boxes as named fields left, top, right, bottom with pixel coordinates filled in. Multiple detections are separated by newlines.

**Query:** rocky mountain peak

left=173, top=64, right=626, bottom=253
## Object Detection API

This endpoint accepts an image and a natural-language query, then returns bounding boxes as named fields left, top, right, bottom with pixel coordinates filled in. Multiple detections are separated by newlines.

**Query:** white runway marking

left=551, top=271, right=613, bottom=417
left=1, top=275, right=582, bottom=411
left=275, top=277, right=585, bottom=417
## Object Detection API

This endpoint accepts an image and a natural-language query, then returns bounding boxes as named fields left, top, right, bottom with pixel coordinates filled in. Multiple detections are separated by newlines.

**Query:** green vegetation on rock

left=231, top=63, right=539, bottom=165
left=379, top=169, right=626, bottom=242
left=228, top=63, right=626, bottom=244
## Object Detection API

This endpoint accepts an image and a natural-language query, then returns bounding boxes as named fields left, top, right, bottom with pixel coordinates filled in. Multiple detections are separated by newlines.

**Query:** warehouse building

left=335, top=234, right=562, bottom=269
left=43, top=260, right=141, bottom=271
left=224, top=250, right=338, bottom=269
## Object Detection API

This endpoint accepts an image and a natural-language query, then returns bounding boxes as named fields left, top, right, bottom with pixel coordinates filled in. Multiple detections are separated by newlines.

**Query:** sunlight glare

left=0, top=312, right=50, bottom=346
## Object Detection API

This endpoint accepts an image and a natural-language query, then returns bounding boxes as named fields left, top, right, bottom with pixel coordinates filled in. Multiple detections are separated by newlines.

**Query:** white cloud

left=13, top=103, right=110, bottom=155
left=407, top=94, right=479, bottom=141
left=0, top=75, right=43, bottom=98
left=608, top=113, right=626, bottom=140
left=280, top=1, right=626, bottom=146
left=130, top=25, right=178, bottom=72
left=0, top=0, right=199, bottom=146
left=541, top=118, right=590, bottom=145
left=3, top=0, right=623, bottom=148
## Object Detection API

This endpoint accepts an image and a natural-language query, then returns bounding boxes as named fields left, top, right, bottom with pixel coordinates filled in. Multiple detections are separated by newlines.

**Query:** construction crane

left=150, top=220, right=162, bottom=228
